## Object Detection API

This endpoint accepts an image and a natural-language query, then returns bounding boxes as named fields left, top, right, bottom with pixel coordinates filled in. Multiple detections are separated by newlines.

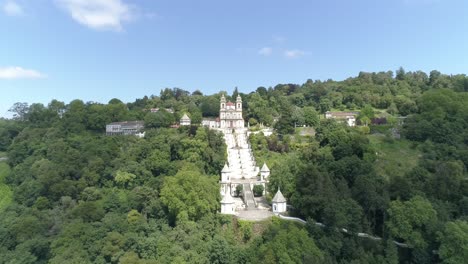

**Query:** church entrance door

left=230, top=121, right=233, bottom=128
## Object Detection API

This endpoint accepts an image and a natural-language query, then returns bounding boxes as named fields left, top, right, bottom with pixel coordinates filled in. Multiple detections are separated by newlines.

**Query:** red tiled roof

left=226, top=102, right=234, bottom=106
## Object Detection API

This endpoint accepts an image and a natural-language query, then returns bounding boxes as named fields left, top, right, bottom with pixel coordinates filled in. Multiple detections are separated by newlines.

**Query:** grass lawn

left=0, top=151, right=6, bottom=158
left=0, top=162, right=12, bottom=212
left=368, top=134, right=421, bottom=179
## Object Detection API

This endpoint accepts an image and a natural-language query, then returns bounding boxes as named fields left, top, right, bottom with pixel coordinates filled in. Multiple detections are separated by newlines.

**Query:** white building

left=325, top=111, right=358, bottom=127
left=201, top=94, right=244, bottom=129
left=106, top=121, right=145, bottom=137
left=272, top=188, right=287, bottom=213
left=220, top=186, right=235, bottom=214
left=180, top=113, right=191, bottom=126
left=201, top=118, right=220, bottom=128
left=220, top=95, right=244, bottom=129
left=260, top=163, right=270, bottom=181
left=220, top=163, right=231, bottom=195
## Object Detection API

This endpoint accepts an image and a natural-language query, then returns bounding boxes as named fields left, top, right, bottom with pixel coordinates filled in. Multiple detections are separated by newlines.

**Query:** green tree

left=253, top=184, right=264, bottom=197
left=291, top=106, right=305, bottom=126
left=200, top=96, right=220, bottom=117
left=247, top=92, right=274, bottom=125
left=235, top=184, right=243, bottom=197
left=358, top=104, right=375, bottom=125
left=144, top=111, right=175, bottom=128
left=189, top=109, right=202, bottom=125
left=319, top=98, right=332, bottom=113
left=114, top=170, right=136, bottom=188
left=127, top=209, right=143, bottom=225
left=71, top=201, right=105, bottom=222
left=8, top=102, right=29, bottom=121
left=252, top=220, right=323, bottom=263
left=303, top=106, right=319, bottom=127
left=438, top=220, right=468, bottom=264
left=160, top=164, right=219, bottom=222
left=396, top=66, right=406, bottom=81
left=274, top=98, right=295, bottom=134
left=231, top=87, right=239, bottom=100
left=101, top=231, right=125, bottom=263
left=62, top=99, right=87, bottom=133
left=386, top=196, right=437, bottom=248
left=0, top=163, right=13, bottom=212
left=209, top=235, right=234, bottom=264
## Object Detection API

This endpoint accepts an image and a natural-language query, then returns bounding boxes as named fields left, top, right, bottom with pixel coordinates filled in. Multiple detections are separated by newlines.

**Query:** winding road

left=277, top=214, right=410, bottom=248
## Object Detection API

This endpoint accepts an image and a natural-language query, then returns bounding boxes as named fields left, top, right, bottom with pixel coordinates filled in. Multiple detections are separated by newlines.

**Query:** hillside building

left=201, top=94, right=245, bottom=129
left=325, top=111, right=358, bottom=127
left=272, top=188, right=287, bottom=213
left=106, top=121, right=145, bottom=137
left=180, top=113, right=191, bottom=126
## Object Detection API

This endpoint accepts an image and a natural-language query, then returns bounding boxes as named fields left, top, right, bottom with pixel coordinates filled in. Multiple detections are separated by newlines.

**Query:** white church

left=213, top=94, right=286, bottom=215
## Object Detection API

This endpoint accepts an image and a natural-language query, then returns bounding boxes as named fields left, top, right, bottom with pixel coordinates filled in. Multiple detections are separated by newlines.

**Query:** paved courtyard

left=236, top=208, right=274, bottom=221
left=236, top=196, right=273, bottom=221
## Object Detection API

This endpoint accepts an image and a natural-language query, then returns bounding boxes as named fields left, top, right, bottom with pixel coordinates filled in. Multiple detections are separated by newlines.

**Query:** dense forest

left=0, top=68, right=467, bottom=263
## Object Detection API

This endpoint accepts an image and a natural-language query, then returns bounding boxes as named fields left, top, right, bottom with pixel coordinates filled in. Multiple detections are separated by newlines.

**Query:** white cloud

left=284, top=49, right=306, bottom=59
left=0, top=66, right=46, bottom=79
left=258, top=47, right=273, bottom=56
left=56, top=0, right=134, bottom=31
left=3, top=1, right=24, bottom=16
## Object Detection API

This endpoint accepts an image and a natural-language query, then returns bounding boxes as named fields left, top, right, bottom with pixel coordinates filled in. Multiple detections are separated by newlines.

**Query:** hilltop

left=0, top=69, right=467, bottom=263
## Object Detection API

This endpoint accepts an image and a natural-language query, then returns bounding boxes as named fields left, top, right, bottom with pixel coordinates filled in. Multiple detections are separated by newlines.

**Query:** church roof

left=226, top=101, right=234, bottom=106
left=180, top=113, right=190, bottom=121
left=221, top=188, right=234, bottom=204
left=221, top=163, right=230, bottom=173
left=272, top=189, right=286, bottom=203
left=260, top=163, right=270, bottom=172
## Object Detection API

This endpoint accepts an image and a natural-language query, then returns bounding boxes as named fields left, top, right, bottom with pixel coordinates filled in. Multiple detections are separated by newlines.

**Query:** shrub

left=235, top=185, right=243, bottom=197
left=253, top=185, right=264, bottom=197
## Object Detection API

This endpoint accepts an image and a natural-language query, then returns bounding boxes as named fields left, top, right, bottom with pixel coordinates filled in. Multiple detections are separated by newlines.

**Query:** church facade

left=219, top=94, right=244, bottom=129
left=201, top=94, right=245, bottom=129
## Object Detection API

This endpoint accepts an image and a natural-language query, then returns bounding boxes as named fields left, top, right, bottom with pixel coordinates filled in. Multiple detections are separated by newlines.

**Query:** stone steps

left=243, top=184, right=256, bottom=209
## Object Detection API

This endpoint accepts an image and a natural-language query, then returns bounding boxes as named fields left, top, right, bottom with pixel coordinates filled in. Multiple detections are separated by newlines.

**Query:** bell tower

left=236, top=95, right=242, bottom=111
left=220, top=94, right=226, bottom=110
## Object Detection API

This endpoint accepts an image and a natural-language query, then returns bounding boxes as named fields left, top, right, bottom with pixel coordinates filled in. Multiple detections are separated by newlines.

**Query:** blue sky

left=1, top=0, right=468, bottom=117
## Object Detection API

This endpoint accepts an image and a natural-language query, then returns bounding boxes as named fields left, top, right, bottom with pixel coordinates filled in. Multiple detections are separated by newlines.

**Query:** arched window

left=221, top=103, right=225, bottom=108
